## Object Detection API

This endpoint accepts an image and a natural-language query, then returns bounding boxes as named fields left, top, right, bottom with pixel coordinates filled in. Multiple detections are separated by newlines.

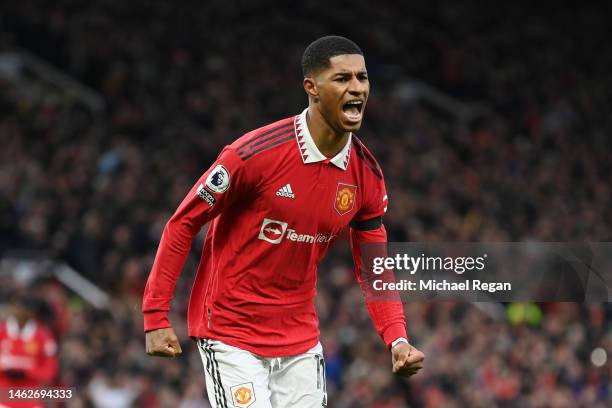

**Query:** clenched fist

left=391, top=342, right=425, bottom=377
left=145, top=327, right=182, bottom=357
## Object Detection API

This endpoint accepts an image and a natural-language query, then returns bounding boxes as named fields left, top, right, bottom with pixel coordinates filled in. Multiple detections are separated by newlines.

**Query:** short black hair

left=302, top=35, right=363, bottom=77
left=12, top=295, right=41, bottom=313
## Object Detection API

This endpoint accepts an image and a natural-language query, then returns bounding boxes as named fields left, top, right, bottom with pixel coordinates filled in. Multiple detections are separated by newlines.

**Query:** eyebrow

left=333, top=70, right=368, bottom=76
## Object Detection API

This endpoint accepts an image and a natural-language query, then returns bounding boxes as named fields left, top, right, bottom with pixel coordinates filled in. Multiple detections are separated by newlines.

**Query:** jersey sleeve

left=27, top=331, right=57, bottom=384
left=142, top=146, right=250, bottom=331
left=350, top=224, right=407, bottom=349
left=354, top=171, right=388, bottom=222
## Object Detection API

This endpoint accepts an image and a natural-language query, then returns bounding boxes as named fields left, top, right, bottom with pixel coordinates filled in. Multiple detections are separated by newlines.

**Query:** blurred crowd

left=0, top=1, right=610, bottom=407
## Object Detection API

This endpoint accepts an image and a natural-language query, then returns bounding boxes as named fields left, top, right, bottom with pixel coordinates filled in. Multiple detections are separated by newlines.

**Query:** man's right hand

left=145, top=327, right=182, bottom=357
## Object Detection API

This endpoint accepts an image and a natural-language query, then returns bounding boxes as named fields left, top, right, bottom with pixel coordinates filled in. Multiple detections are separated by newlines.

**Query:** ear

left=303, top=77, right=319, bottom=101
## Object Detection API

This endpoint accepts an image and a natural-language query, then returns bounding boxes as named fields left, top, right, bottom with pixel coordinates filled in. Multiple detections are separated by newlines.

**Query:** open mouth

left=342, top=100, right=364, bottom=122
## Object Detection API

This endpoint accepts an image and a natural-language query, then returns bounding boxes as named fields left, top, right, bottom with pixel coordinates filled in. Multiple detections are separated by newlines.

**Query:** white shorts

left=197, top=338, right=327, bottom=408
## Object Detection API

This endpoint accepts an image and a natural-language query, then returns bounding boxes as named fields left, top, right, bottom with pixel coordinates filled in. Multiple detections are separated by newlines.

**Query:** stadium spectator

left=0, top=297, right=58, bottom=408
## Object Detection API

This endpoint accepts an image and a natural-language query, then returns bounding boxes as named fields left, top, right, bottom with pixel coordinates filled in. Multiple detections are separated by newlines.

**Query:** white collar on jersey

left=6, top=317, right=37, bottom=340
left=295, top=108, right=352, bottom=170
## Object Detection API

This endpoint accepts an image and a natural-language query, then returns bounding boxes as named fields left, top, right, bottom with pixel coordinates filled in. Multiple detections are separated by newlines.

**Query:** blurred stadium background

left=1, top=1, right=610, bottom=407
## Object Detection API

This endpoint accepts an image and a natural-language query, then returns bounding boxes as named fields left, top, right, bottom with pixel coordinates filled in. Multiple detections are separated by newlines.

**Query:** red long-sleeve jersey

left=143, top=109, right=407, bottom=357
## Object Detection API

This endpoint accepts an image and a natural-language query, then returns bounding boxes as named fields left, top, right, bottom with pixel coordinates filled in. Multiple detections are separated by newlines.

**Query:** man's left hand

left=391, top=342, right=424, bottom=377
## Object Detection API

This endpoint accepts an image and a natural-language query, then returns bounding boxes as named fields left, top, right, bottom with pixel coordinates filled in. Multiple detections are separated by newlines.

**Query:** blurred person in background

left=0, top=296, right=58, bottom=408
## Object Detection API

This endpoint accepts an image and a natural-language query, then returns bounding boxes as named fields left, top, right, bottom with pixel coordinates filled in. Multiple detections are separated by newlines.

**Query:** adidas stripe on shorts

left=197, top=338, right=327, bottom=408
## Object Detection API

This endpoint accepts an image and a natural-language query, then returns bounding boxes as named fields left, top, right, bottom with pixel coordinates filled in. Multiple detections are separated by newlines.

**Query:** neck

left=16, top=317, right=29, bottom=329
left=306, top=106, right=350, bottom=158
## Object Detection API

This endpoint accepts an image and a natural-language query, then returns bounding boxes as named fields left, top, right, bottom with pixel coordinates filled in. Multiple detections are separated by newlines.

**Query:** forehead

left=326, top=54, right=366, bottom=74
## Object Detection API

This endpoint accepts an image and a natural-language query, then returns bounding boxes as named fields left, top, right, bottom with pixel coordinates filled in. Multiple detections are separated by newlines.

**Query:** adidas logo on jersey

left=276, top=184, right=295, bottom=198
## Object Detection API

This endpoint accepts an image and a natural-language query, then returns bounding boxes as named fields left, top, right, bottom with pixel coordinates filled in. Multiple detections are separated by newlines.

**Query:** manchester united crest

left=24, top=341, right=39, bottom=355
left=230, top=382, right=255, bottom=408
left=334, top=183, right=356, bottom=215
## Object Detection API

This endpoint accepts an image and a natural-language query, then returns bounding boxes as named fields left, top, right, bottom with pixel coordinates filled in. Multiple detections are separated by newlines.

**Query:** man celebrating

left=143, top=35, right=424, bottom=407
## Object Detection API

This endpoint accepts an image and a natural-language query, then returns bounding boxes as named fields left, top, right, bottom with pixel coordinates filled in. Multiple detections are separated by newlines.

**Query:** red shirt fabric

left=0, top=318, right=58, bottom=408
left=143, top=109, right=407, bottom=357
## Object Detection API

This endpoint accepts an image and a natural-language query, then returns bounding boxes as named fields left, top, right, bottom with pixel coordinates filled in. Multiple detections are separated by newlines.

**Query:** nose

left=348, top=76, right=365, bottom=95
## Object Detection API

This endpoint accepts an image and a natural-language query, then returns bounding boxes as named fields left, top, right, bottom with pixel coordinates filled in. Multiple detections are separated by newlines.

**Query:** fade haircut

left=302, top=35, right=363, bottom=77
